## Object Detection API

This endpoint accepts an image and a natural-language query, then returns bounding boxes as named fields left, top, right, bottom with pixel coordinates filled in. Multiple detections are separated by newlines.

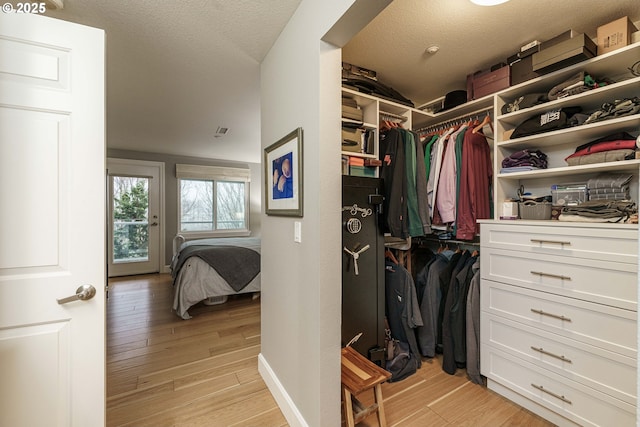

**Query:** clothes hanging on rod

left=422, top=118, right=493, bottom=240
left=416, top=107, right=493, bottom=136
left=412, top=245, right=481, bottom=382
left=379, top=127, right=432, bottom=239
left=379, top=110, right=408, bottom=123
left=384, top=257, right=423, bottom=374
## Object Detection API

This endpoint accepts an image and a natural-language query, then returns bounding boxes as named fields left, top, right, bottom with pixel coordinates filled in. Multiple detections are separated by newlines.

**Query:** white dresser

left=479, top=221, right=638, bottom=426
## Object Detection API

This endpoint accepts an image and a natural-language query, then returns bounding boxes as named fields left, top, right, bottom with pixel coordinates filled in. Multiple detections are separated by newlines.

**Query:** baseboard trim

left=258, top=353, right=308, bottom=427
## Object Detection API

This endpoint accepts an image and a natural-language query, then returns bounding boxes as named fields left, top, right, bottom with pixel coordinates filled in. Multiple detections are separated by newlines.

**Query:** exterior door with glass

left=107, top=158, right=163, bottom=277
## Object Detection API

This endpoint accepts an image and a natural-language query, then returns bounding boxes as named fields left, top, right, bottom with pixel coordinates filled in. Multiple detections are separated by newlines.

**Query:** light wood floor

left=106, top=273, right=555, bottom=427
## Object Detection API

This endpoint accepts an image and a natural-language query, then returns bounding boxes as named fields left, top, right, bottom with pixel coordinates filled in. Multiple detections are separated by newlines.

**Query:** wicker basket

left=519, top=201, right=552, bottom=220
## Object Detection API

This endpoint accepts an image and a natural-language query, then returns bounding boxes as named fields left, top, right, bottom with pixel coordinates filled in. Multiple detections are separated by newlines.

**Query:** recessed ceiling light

left=470, top=0, right=510, bottom=5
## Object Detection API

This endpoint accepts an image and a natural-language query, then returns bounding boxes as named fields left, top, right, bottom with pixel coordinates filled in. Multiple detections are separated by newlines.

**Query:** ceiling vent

left=214, top=127, right=229, bottom=138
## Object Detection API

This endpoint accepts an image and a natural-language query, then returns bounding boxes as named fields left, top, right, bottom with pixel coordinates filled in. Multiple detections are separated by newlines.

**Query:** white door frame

left=107, top=158, right=165, bottom=277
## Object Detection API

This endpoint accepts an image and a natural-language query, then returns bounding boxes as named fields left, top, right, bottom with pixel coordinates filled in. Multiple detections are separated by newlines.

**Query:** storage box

left=532, top=33, right=597, bottom=74
left=597, top=16, right=638, bottom=55
left=470, top=66, right=510, bottom=99
left=349, top=165, right=376, bottom=177
left=342, top=127, right=363, bottom=152
left=519, top=201, right=552, bottom=220
left=500, top=201, right=518, bottom=220
left=510, top=55, right=541, bottom=86
left=539, top=30, right=576, bottom=50
left=551, top=188, right=587, bottom=206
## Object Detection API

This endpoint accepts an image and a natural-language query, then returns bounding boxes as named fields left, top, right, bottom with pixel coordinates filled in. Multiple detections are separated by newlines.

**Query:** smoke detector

left=426, top=45, right=440, bottom=54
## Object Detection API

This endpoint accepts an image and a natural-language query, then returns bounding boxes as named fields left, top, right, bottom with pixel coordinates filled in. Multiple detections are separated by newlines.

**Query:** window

left=176, top=164, right=250, bottom=236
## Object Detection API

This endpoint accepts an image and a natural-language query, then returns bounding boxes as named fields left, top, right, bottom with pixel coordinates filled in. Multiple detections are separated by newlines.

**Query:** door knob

left=150, top=222, right=158, bottom=226
left=57, top=284, right=97, bottom=305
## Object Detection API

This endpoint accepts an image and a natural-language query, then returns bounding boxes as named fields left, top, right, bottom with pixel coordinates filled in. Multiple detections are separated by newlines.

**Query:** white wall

left=258, top=1, right=390, bottom=425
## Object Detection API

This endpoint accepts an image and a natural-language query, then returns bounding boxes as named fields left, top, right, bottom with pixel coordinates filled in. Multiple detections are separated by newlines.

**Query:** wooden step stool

left=341, top=346, right=392, bottom=427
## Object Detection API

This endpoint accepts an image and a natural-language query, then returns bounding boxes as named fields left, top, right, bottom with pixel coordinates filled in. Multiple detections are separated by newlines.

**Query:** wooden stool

left=341, top=346, right=392, bottom=427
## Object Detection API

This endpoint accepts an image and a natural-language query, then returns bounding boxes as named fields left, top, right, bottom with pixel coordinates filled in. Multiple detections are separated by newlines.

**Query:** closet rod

left=379, top=110, right=408, bottom=122
left=415, top=236, right=480, bottom=247
left=416, top=106, right=493, bottom=134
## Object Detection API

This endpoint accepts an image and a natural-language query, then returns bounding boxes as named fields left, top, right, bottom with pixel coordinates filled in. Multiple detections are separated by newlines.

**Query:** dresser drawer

left=482, top=313, right=636, bottom=405
left=482, top=347, right=636, bottom=427
left=480, top=223, right=637, bottom=264
left=481, top=280, right=637, bottom=358
left=481, top=248, right=637, bottom=310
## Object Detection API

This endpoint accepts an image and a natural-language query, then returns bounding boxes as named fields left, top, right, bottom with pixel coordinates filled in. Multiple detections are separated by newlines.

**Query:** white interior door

left=0, top=13, right=105, bottom=427
left=107, top=158, right=163, bottom=277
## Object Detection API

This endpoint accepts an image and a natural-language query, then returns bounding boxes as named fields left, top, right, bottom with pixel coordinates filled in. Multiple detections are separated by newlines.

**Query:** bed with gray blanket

left=170, top=236, right=261, bottom=319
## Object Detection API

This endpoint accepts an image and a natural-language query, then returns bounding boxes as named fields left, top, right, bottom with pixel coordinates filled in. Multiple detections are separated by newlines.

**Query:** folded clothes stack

left=587, top=172, right=634, bottom=202
left=565, top=132, right=638, bottom=166
left=501, top=149, right=548, bottom=173
left=547, top=71, right=599, bottom=100
left=583, top=97, right=640, bottom=125
left=559, top=199, right=637, bottom=223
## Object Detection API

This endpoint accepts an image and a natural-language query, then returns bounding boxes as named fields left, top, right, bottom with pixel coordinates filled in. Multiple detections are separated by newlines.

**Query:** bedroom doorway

left=107, top=158, right=164, bottom=277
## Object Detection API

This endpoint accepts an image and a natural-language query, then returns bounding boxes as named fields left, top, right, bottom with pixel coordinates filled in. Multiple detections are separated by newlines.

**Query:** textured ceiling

left=343, top=0, right=640, bottom=108
left=38, top=0, right=302, bottom=163
left=23, top=0, right=640, bottom=163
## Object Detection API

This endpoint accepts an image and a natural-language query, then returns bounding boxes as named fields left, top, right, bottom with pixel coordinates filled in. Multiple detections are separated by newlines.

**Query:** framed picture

left=264, top=127, right=303, bottom=217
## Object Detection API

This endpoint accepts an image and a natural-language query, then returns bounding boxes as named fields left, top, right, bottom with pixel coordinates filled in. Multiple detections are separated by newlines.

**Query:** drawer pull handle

left=530, top=239, right=571, bottom=246
left=530, top=346, right=572, bottom=363
left=530, top=308, right=572, bottom=322
left=531, top=383, right=572, bottom=404
left=530, top=271, right=572, bottom=281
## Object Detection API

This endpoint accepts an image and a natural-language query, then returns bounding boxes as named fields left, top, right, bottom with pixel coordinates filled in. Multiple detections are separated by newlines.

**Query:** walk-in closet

left=339, top=1, right=640, bottom=425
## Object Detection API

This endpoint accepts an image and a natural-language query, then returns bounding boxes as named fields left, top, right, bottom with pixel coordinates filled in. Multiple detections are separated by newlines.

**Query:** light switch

left=294, top=221, right=302, bottom=243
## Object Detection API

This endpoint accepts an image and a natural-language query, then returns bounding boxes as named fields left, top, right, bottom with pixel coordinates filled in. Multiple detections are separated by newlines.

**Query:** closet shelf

left=497, top=159, right=640, bottom=180
left=341, top=151, right=377, bottom=159
left=411, top=96, right=494, bottom=130
left=497, top=41, right=640, bottom=100
left=496, top=76, right=640, bottom=127
left=497, top=114, right=640, bottom=150
left=342, top=118, right=377, bottom=129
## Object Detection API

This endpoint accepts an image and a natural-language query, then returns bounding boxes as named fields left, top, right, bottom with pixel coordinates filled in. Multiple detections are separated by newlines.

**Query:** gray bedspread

left=172, top=244, right=260, bottom=292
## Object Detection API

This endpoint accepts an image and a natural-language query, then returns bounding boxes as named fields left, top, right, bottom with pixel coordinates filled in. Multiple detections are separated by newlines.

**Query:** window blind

left=175, top=164, right=251, bottom=182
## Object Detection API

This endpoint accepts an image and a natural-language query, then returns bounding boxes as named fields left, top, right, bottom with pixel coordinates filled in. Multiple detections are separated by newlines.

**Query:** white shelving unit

left=340, top=87, right=494, bottom=177
left=342, top=41, right=640, bottom=215
left=493, top=41, right=640, bottom=208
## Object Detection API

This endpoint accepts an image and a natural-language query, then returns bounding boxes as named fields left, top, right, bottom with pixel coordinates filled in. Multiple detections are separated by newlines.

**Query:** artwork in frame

left=264, top=127, right=303, bottom=217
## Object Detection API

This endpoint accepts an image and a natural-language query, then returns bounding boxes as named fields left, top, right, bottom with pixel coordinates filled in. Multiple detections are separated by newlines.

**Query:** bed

left=170, top=235, right=261, bottom=319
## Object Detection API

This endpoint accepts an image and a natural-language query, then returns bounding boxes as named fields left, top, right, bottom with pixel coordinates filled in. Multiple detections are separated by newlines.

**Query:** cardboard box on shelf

left=509, top=55, right=541, bottom=86
left=597, top=16, right=638, bottom=55
left=539, top=30, right=576, bottom=49
left=470, top=65, right=510, bottom=99
left=532, top=33, right=597, bottom=74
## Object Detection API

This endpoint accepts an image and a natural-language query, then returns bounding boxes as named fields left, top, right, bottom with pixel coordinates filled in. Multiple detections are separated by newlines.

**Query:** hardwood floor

left=107, top=274, right=555, bottom=427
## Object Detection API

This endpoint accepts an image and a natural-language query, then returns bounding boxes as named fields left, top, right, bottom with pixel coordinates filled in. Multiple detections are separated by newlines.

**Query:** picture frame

left=264, top=127, right=303, bottom=217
